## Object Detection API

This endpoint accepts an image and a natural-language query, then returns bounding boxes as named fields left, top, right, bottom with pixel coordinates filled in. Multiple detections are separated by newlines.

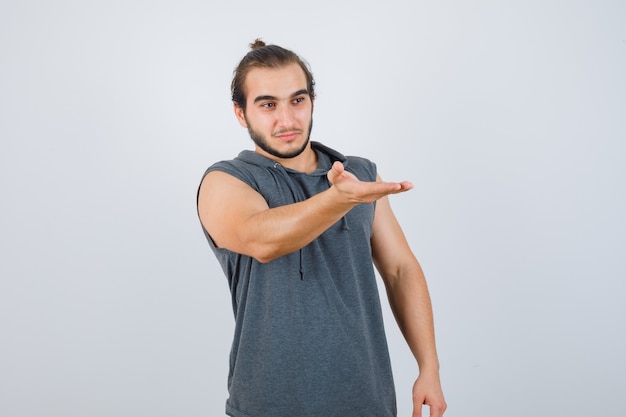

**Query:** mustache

left=273, top=128, right=303, bottom=136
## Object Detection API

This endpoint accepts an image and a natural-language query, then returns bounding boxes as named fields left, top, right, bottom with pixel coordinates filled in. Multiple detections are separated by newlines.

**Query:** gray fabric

left=198, top=142, right=396, bottom=417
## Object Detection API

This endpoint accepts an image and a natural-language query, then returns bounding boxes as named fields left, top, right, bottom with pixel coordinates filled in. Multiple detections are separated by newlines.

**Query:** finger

left=429, top=404, right=446, bottom=417
left=427, top=399, right=447, bottom=417
left=369, top=181, right=404, bottom=196
left=384, top=181, right=413, bottom=194
left=400, top=181, right=414, bottom=191
left=412, top=404, right=423, bottom=417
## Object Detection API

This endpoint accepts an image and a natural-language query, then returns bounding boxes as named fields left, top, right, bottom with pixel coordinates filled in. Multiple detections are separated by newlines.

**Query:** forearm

left=385, top=262, right=440, bottom=373
left=370, top=192, right=446, bottom=414
left=241, top=186, right=354, bottom=262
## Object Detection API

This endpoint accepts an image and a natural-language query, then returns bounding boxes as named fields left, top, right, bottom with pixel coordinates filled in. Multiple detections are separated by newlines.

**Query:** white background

left=1, top=1, right=625, bottom=416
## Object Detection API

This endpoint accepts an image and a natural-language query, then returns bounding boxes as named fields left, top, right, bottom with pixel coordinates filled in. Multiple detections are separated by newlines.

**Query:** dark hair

left=231, top=39, right=316, bottom=109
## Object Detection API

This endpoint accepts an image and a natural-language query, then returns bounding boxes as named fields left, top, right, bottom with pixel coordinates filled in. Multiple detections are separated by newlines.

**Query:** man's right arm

left=197, top=161, right=412, bottom=263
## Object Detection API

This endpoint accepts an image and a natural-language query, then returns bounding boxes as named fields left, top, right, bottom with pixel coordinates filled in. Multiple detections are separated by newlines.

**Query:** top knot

left=249, top=39, right=266, bottom=49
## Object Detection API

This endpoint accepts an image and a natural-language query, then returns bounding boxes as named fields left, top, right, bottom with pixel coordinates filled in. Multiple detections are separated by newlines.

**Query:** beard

left=246, top=117, right=313, bottom=159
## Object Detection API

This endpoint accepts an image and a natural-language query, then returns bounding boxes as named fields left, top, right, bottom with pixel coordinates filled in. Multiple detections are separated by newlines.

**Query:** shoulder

left=203, top=159, right=256, bottom=185
left=345, top=155, right=377, bottom=182
left=200, top=155, right=275, bottom=193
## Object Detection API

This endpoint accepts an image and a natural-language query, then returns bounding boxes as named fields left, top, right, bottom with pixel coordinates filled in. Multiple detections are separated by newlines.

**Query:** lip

left=275, top=131, right=300, bottom=141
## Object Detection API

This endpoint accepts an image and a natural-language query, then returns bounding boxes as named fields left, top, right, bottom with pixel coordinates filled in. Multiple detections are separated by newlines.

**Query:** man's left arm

left=371, top=178, right=447, bottom=417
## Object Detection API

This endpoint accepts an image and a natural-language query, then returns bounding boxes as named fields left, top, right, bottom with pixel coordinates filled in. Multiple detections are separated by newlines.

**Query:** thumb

left=327, top=161, right=344, bottom=184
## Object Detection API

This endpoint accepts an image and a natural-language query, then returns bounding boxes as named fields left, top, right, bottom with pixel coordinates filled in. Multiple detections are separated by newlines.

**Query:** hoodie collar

left=235, top=141, right=348, bottom=175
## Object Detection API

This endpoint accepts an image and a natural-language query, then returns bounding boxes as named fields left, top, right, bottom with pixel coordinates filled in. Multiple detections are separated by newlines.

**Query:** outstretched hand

left=327, top=161, right=413, bottom=204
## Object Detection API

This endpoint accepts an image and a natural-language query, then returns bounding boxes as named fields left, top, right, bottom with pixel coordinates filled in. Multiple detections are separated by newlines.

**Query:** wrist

left=417, top=362, right=440, bottom=376
left=325, top=183, right=358, bottom=209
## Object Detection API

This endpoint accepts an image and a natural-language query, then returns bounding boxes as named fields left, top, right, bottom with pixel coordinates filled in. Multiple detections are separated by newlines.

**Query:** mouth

left=274, top=130, right=302, bottom=141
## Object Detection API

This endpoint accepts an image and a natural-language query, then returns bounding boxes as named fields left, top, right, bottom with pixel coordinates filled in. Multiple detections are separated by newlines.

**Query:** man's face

left=234, top=63, right=313, bottom=160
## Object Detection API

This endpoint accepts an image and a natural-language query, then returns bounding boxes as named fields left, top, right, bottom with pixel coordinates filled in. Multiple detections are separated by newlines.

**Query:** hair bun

left=249, top=39, right=266, bottom=49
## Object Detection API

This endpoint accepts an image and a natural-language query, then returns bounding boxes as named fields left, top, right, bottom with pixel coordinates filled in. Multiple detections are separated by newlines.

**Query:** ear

left=234, top=104, right=247, bottom=128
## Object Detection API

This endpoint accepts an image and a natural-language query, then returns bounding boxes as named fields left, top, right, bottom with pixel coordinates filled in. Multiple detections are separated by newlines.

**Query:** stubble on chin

left=247, top=120, right=313, bottom=160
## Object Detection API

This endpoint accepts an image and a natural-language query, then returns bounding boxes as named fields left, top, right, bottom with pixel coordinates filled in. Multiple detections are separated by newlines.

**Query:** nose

left=275, top=104, right=295, bottom=127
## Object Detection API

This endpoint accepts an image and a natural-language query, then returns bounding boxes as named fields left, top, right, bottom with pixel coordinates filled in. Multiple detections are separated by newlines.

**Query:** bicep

left=197, top=170, right=269, bottom=253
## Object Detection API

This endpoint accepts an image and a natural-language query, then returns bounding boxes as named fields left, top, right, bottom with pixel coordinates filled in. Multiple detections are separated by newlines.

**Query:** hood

left=234, top=141, right=350, bottom=280
left=234, top=141, right=348, bottom=174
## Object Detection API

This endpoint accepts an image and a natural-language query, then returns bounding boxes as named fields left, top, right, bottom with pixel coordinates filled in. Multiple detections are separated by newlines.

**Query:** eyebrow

left=253, top=89, right=310, bottom=104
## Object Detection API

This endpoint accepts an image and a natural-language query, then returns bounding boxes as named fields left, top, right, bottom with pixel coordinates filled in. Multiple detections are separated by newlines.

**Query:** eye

left=293, top=97, right=305, bottom=104
left=261, top=102, right=275, bottom=109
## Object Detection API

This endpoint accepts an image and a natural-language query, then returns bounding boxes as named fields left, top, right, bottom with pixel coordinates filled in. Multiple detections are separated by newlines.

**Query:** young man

left=197, top=39, right=446, bottom=417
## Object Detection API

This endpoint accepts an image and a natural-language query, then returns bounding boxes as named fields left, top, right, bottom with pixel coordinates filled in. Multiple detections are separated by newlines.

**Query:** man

left=197, top=39, right=446, bottom=417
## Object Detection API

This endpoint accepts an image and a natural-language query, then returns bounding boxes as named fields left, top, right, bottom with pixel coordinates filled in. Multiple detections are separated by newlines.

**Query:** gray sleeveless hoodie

left=198, top=142, right=396, bottom=417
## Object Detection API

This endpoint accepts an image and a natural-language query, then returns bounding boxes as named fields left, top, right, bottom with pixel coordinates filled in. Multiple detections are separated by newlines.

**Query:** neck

left=257, top=144, right=318, bottom=173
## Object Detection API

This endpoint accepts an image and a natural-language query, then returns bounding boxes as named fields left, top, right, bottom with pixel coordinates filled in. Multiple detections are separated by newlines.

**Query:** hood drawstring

left=274, top=162, right=306, bottom=280
left=270, top=145, right=350, bottom=281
